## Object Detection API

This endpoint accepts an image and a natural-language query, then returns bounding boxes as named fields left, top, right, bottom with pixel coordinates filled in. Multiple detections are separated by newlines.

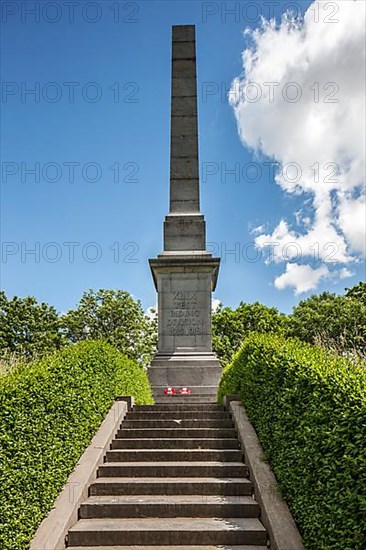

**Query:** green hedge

left=0, top=340, right=153, bottom=550
left=218, top=333, right=366, bottom=550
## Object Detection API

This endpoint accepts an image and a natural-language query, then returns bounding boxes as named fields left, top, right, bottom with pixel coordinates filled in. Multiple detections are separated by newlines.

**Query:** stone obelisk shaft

left=170, top=25, right=200, bottom=213
left=163, top=25, right=205, bottom=252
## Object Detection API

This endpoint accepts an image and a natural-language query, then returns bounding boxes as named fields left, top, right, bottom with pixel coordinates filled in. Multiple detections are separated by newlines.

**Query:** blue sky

left=1, top=0, right=365, bottom=314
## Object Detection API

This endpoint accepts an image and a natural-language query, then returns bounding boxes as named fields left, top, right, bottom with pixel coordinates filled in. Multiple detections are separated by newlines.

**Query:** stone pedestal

left=149, top=254, right=221, bottom=402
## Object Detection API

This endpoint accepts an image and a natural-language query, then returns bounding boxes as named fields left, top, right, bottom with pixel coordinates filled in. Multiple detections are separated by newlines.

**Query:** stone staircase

left=67, top=403, right=268, bottom=548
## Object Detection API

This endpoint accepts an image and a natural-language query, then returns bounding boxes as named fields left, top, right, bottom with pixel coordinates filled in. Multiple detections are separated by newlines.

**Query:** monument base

left=148, top=254, right=221, bottom=403
left=148, top=352, right=221, bottom=403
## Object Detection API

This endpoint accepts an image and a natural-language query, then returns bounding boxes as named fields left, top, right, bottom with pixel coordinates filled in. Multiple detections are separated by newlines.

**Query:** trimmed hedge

left=0, top=340, right=153, bottom=550
left=218, top=333, right=366, bottom=550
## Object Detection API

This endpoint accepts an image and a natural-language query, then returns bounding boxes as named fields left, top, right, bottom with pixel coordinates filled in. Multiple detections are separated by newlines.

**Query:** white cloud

left=337, top=193, right=366, bottom=255
left=212, top=298, right=222, bottom=312
left=252, top=223, right=266, bottom=235
left=274, top=263, right=329, bottom=294
left=338, top=267, right=354, bottom=279
left=255, top=218, right=350, bottom=264
left=230, top=0, right=366, bottom=293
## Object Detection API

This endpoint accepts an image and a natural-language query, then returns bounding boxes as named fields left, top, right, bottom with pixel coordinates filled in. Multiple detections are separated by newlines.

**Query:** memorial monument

left=148, top=25, right=221, bottom=402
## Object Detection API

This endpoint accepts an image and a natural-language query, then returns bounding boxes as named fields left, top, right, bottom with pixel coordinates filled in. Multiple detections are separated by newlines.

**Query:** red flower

left=179, top=387, right=191, bottom=395
left=164, top=387, right=176, bottom=395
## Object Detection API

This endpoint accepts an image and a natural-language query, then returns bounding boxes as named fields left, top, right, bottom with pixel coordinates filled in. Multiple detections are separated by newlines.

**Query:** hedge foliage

left=0, top=340, right=153, bottom=550
left=218, top=333, right=366, bottom=550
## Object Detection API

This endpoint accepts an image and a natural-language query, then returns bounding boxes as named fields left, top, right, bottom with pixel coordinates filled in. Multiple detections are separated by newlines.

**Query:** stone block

left=172, top=25, right=195, bottom=42
left=172, top=40, right=196, bottom=60
left=164, top=222, right=205, bottom=251
left=171, top=115, right=197, bottom=137
left=148, top=365, right=222, bottom=386
left=172, top=77, right=196, bottom=97
left=170, top=157, right=199, bottom=180
left=148, top=353, right=222, bottom=403
left=170, top=199, right=200, bottom=214
left=171, top=133, right=198, bottom=157
left=172, top=96, right=197, bottom=117
left=172, top=59, right=197, bottom=79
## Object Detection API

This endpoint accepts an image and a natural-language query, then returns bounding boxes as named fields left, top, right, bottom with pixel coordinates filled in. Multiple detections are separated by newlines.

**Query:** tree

left=61, top=289, right=157, bottom=368
left=345, top=281, right=366, bottom=306
left=212, top=301, right=288, bottom=366
left=0, top=292, right=63, bottom=359
left=287, top=289, right=366, bottom=357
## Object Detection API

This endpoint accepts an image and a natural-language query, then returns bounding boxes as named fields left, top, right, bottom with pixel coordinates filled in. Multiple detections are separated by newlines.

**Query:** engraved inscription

left=167, top=291, right=204, bottom=336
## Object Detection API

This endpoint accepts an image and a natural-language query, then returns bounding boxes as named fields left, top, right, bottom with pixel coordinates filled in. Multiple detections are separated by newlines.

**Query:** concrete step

left=127, top=411, right=230, bottom=420
left=116, top=428, right=237, bottom=439
left=105, top=449, right=243, bottom=462
left=68, top=546, right=269, bottom=550
left=152, top=392, right=219, bottom=403
left=68, top=547, right=268, bottom=550
left=133, top=404, right=224, bottom=411
left=111, top=438, right=240, bottom=449
left=97, top=462, right=248, bottom=478
left=79, top=495, right=259, bottom=519
left=152, top=398, right=217, bottom=405
left=67, top=517, right=267, bottom=546
left=121, top=419, right=233, bottom=428
left=153, top=396, right=219, bottom=403
left=89, top=477, right=253, bottom=496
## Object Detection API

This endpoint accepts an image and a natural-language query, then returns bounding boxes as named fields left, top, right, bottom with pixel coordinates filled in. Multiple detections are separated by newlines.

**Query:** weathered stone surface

left=68, top=517, right=267, bottom=546
left=170, top=199, right=199, bottom=214
left=116, top=427, right=237, bottom=438
left=171, top=115, right=198, bottom=137
left=171, top=96, right=197, bottom=116
left=69, top=546, right=268, bottom=550
left=170, top=157, right=199, bottom=180
left=163, top=217, right=206, bottom=251
left=172, top=25, right=195, bottom=42
left=172, top=40, right=196, bottom=59
left=134, top=403, right=224, bottom=411
left=110, top=437, right=240, bottom=448
left=170, top=177, right=199, bottom=197
left=172, top=76, right=197, bottom=97
left=78, top=494, right=258, bottom=518
left=124, top=410, right=230, bottom=419
left=172, top=59, right=197, bottom=78
left=89, top=476, right=253, bottom=496
left=171, top=133, right=198, bottom=156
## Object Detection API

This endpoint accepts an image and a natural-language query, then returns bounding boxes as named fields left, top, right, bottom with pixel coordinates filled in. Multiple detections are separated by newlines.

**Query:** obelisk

left=148, top=25, right=221, bottom=402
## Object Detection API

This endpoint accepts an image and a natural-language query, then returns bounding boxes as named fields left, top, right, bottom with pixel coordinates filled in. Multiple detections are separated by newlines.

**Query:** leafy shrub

left=218, top=333, right=366, bottom=550
left=0, top=340, right=153, bottom=550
